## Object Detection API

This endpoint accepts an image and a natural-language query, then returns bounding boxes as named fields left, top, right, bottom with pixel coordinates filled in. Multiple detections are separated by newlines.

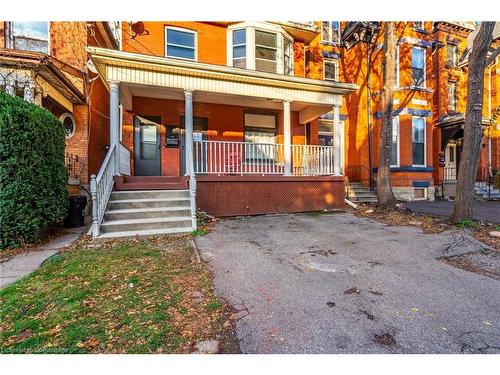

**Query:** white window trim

left=391, top=116, right=400, bottom=167
left=412, top=46, right=426, bottom=88
left=283, top=36, right=294, bottom=75
left=164, top=26, right=198, bottom=62
left=321, top=21, right=341, bottom=45
left=227, top=22, right=293, bottom=75
left=323, top=59, right=339, bottom=81
left=412, top=116, right=426, bottom=167
left=7, top=21, right=50, bottom=54
left=255, top=28, right=279, bottom=73
left=413, top=187, right=428, bottom=200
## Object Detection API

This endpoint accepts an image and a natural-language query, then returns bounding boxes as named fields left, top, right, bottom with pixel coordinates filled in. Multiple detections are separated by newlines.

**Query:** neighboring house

left=0, top=21, right=120, bottom=185
left=342, top=21, right=500, bottom=201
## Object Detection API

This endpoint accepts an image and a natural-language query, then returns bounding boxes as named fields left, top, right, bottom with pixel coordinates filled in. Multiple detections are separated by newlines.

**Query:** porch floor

left=114, top=176, right=188, bottom=190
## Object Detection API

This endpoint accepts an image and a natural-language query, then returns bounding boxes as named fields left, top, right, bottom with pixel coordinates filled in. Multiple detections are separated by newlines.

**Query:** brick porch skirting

left=196, top=175, right=346, bottom=217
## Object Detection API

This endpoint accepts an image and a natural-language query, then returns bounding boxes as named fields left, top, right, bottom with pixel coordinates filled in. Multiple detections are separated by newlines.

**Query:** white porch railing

left=90, top=144, right=117, bottom=238
left=193, top=140, right=335, bottom=176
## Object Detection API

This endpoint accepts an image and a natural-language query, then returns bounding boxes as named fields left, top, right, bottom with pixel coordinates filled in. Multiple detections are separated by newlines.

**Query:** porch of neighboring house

left=438, top=113, right=497, bottom=200
left=87, top=47, right=356, bottom=238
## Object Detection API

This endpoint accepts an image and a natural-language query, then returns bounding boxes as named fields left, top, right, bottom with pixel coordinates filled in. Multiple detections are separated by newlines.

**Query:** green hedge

left=0, top=91, right=68, bottom=249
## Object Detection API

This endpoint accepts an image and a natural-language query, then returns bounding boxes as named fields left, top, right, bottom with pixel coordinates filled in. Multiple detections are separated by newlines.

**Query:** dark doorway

left=134, top=116, right=161, bottom=176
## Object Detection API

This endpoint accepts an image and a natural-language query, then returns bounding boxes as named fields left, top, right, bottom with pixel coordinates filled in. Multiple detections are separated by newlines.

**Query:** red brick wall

left=124, top=96, right=309, bottom=176
left=0, top=22, right=5, bottom=48
left=50, top=22, right=87, bottom=71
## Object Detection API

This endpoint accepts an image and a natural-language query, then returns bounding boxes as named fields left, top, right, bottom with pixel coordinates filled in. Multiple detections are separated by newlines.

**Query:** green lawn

left=0, top=236, right=236, bottom=354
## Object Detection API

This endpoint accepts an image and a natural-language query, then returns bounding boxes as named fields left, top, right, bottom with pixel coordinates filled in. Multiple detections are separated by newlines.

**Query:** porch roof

left=87, top=47, right=357, bottom=109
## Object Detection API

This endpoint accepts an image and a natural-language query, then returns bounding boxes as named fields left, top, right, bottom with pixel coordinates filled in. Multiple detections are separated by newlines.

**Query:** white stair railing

left=90, top=144, right=117, bottom=238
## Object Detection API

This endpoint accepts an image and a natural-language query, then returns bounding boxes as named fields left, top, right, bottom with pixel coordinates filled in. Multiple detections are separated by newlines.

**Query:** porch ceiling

left=125, top=83, right=323, bottom=113
left=88, top=47, right=357, bottom=114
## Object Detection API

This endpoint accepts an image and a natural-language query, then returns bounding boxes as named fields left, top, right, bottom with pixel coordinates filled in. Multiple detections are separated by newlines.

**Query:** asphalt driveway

left=196, top=213, right=500, bottom=353
left=405, top=200, right=500, bottom=224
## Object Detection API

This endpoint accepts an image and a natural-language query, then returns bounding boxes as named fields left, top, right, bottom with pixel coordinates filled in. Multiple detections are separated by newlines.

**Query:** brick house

left=1, top=21, right=498, bottom=238
left=342, top=21, right=500, bottom=201
left=0, top=21, right=119, bottom=184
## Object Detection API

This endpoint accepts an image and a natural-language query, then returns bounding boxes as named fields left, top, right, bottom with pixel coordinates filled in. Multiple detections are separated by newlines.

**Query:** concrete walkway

left=196, top=213, right=499, bottom=353
left=0, top=227, right=84, bottom=288
left=405, top=200, right=500, bottom=224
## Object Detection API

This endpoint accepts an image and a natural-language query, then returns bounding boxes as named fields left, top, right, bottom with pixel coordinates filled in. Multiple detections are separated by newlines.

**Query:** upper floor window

left=321, top=21, right=340, bottom=44
left=413, top=21, right=424, bottom=31
left=165, top=27, right=196, bottom=61
left=232, top=29, right=246, bottom=68
left=228, top=23, right=294, bottom=75
left=324, top=59, right=339, bottom=81
left=448, top=81, right=457, bottom=111
left=412, top=46, right=425, bottom=87
left=446, top=43, right=458, bottom=67
left=9, top=22, right=49, bottom=53
left=255, top=30, right=277, bottom=73
left=284, top=38, right=293, bottom=75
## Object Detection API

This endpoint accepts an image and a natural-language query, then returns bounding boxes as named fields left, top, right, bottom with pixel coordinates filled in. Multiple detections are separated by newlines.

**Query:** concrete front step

left=110, top=190, right=189, bottom=200
left=100, top=216, right=192, bottom=234
left=104, top=207, right=191, bottom=221
left=97, top=227, right=193, bottom=239
left=348, top=197, right=379, bottom=203
left=107, top=197, right=190, bottom=210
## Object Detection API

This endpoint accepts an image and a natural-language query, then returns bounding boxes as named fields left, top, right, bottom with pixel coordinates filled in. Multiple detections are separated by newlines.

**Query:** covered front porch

left=87, top=47, right=356, bottom=236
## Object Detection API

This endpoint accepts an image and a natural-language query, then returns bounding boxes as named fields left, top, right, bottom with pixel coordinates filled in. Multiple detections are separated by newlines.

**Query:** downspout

left=367, top=43, right=374, bottom=191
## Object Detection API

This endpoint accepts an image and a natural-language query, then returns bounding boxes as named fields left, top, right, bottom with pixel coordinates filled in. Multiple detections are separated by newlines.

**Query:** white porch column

left=332, top=98, right=342, bottom=176
left=109, top=81, right=121, bottom=175
left=184, top=90, right=194, bottom=177
left=283, top=99, right=292, bottom=176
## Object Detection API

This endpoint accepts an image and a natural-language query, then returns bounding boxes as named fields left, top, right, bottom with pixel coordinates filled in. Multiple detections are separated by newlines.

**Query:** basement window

left=413, top=187, right=427, bottom=200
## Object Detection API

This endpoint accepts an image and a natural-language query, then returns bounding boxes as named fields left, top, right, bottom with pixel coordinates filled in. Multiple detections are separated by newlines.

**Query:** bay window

left=412, top=46, right=425, bottom=87
left=321, top=21, right=340, bottom=44
left=229, top=24, right=294, bottom=75
left=255, top=30, right=277, bottom=73
left=412, top=117, right=426, bottom=166
left=165, top=27, right=196, bottom=60
left=232, top=29, right=246, bottom=68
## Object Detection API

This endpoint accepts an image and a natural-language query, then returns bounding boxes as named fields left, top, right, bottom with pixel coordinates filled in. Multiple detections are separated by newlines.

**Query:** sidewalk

left=0, top=227, right=84, bottom=288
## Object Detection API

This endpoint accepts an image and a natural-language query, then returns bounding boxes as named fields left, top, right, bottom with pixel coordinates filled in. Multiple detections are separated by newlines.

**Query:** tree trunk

left=376, top=22, right=398, bottom=209
left=451, top=22, right=495, bottom=223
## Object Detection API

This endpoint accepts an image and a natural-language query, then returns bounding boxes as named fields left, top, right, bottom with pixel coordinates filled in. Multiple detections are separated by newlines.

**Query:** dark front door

left=134, top=116, right=161, bottom=176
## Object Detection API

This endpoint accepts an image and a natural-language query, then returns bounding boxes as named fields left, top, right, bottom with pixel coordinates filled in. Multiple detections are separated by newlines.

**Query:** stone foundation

left=393, top=186, right=435, bottom=201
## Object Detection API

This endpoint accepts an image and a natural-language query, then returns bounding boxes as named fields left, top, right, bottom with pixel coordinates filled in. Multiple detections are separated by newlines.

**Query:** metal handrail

left=90, top=144, right=117, bottom=238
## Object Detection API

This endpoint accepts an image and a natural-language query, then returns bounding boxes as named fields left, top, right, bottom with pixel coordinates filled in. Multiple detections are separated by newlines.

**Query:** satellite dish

left=86, top=59, right=97, bottom=74
left=131, top=22, right=149, bottom=39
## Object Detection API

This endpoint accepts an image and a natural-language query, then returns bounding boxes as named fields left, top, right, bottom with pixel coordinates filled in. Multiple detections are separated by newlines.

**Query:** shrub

left=0, top=92, right=68, bottom=249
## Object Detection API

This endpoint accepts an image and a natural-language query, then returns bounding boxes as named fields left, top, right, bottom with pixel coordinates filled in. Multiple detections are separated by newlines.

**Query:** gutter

left=86, top=46, right=359, bottom=95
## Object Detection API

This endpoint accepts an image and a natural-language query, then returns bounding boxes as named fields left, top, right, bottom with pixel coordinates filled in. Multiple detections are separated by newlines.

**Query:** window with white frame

left=244, top=112, right=277, bottom=162
left=283, top=38, right=293, bottom=75
left=446, top=43, right=458, bottom=67
left=412, top=116, right=426, bottom=166
left=324, top=59, right=339, bottom=81
left=9, top=22, right=49, bottom=53
left=321, top=21, right=340, bottom=44
left=391, top=117, right=399, bottom=167
left=255, top=30, right=278, bottom=73
left=165, top=27, right=196, bottom=60
left=232, top=29, right=246, bottom=68
left=448, top=81, right=457, bottom=111
left=411, top=46, right=425, bottom=87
